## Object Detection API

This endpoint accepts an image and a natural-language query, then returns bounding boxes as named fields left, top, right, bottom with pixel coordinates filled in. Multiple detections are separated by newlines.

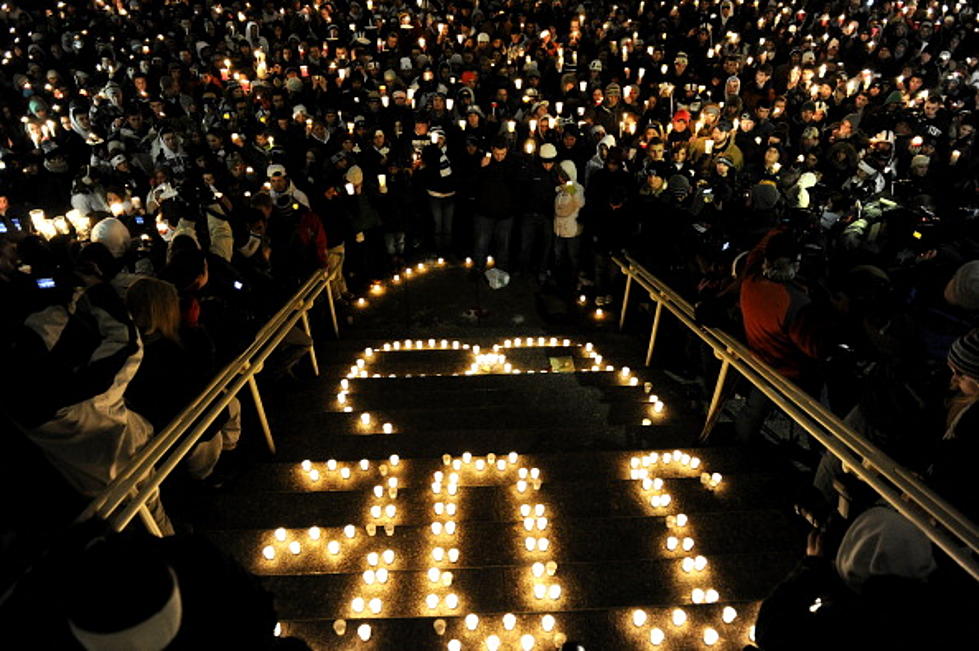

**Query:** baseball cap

left=267, top=164, right=287, bottom=178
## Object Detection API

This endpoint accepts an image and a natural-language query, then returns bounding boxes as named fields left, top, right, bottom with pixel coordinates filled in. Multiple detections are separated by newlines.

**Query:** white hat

left=835, top=506, right=936, bottom=593
left=539, top=143, right=557, bottom=160
left=345, top=165, right=363, bottom=186
left=589, top=59, right=603, bottom=72
left=110, top=154, right=127, bottom=168
left=267, top=164, right=287, bottom=178
left=477, top=32, right=490, bottom=43
left=399, top=56, right=413, bottom=71
left=90, top=217, right=132, bottom=259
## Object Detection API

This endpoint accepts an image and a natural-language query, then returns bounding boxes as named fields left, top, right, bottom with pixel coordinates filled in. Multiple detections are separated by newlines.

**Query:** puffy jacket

left=5, top=281, right=153, bottom=496
left=554, top=160, right=586, bottom=238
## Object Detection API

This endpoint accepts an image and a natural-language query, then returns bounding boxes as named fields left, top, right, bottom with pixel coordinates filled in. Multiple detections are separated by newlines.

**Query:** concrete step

left=278, top=601, right=762, bottom=650
left=255, top=550, right=794, bottom=618
left=206, top=506, right=800, bottom=571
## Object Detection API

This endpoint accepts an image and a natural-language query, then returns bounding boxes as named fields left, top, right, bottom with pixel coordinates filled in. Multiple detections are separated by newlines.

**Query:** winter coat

left=584, top=134, right=616, bottom=187
left=740, top=228, right=829, bottom=379
left=475, top=156, right=520, bottom=220
left=4, top=282, right=153, bottom=496
left=524, top=160, right=560, bottom=217
left=554, top=160, right=586, bottom=238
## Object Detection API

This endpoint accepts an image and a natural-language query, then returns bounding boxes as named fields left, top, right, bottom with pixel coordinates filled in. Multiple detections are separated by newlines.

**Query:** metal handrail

left=613, top=254, right=979, bottom=581
left=77, top=267, right=338, bottom=534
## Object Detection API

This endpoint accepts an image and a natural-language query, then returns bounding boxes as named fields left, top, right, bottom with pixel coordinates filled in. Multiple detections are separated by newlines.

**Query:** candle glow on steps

left=259, top=336, right=756, bottom=644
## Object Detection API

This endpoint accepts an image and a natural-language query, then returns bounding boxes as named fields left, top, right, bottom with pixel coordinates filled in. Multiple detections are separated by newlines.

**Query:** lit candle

left=703, top=628, right=719, bottom=645
left=722, top=606, right=737, bottom=623
left=357, top=624, right=372, bottom=641
left=650, top=627, right=665, bottom=645
left=671, top=608, right=687, bottom=627
left=262, top=545, right=276, bottom=560
left=632, top=609, right=648, bottom=627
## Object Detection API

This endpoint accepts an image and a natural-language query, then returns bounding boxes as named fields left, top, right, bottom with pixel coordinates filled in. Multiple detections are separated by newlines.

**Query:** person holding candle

left=419, top=126, right=457, bottom=257
left=472, top=137, right=520, bottom=273
left=518, top=142, right=559, bottom=281
left=552, top=159, right=586, bottom=291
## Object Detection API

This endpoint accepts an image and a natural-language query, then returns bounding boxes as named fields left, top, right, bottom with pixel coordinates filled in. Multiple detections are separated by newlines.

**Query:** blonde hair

left=126, top=277, right=181, bottom=344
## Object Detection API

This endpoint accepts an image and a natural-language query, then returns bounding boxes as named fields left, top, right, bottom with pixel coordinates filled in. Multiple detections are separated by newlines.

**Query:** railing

left=78, top=268, right=339, bottom=535
left=613, top=254, right=979, bottom=582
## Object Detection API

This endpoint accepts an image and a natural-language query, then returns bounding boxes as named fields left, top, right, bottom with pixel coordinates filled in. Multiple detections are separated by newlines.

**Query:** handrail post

left=247, top=374, right=275, bottom=454
left=300, top=307, right=320, bottom=377
left=645, top=300, right=663, bottom=366
left=325, top=277, right=340, bottom=338
left=137, top=503, right=164, bottom=537
left=699, top=356, right=731, bottom=442
left=619, top=272, right=633, bottom=331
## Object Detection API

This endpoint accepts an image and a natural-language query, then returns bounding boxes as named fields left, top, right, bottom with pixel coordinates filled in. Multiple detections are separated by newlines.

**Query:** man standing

left=420, top=126, right=457, bottom=257
left=519, top=143, right=559, bottom=280
left=473, top=138, right=519, bottom=272
left=737, top=228, right=832, bottom=445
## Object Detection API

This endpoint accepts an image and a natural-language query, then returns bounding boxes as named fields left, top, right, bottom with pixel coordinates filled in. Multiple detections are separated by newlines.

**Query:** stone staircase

left=189, top=331, right=806, bottom=650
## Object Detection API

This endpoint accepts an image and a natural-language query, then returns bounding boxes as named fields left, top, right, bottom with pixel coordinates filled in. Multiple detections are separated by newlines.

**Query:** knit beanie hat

left=944, top=261, right=979, bottom=312
left=667, top=174, right=691, bottom=196
left=67, top=537, right=183, bottom=650
left=751, top=182, right=780, bottom=211
left=835, top=505, right=936, bottom=593
left=949, top=328, right=979, bottom=380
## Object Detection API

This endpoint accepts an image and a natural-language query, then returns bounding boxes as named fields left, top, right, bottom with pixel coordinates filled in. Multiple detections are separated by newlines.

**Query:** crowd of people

left=0, top=0, right=977, bottom=647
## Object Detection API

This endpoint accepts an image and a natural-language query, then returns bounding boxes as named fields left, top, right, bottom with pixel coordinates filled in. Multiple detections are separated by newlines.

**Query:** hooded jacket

left=5, top=282, right=153, bottom=496
left=584, top=134, right=616, bottom=187
left=554, top=160, right=586, bottom=238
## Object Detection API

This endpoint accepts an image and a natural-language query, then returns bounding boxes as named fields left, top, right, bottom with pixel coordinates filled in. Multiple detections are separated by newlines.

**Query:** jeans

left=735, top=376, right=823, bottom=445
left=552, top=235, right=580, bottom=287
left=429, top=195, right=455, bottom=254
left=473, top=215, right=513, bottom=270
left=384, top=231, right=405, bottom=256
left=519, top=213, right=553, bottom=274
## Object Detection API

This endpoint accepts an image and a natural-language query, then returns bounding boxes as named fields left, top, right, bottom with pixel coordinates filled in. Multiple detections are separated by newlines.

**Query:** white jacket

left=15, top=284, right=153, bottom=496
left=554, top=160, right=585, bottom=238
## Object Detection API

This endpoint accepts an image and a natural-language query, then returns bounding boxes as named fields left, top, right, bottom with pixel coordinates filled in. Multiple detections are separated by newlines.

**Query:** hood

left=835, top=506, right=936, bottom=593
left=559, top=160, right=577, bottom=183
left=595, top=134, right=617, bottom=157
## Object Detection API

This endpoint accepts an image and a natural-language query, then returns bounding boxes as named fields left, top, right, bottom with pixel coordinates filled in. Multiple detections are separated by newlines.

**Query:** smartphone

left=233, top=280, right=244, bottom=290
left=0, top=222, right=6, bottom=233
left=721, top=241, right=730, bottom=251
left=135, top=215, right=145, bottom=225
left=36, top=277, right=55, bottom=289
left=11, top=218, right=21, bottom=230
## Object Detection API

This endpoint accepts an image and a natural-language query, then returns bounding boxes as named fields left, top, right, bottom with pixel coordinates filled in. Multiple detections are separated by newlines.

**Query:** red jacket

left=296, top=208, right=329, bottom=270
left=740, top=229, right=827, bottom=380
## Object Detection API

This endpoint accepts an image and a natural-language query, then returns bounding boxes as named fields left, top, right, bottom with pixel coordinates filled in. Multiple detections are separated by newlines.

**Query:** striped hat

left=949, top=329, right=979, bottom=380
